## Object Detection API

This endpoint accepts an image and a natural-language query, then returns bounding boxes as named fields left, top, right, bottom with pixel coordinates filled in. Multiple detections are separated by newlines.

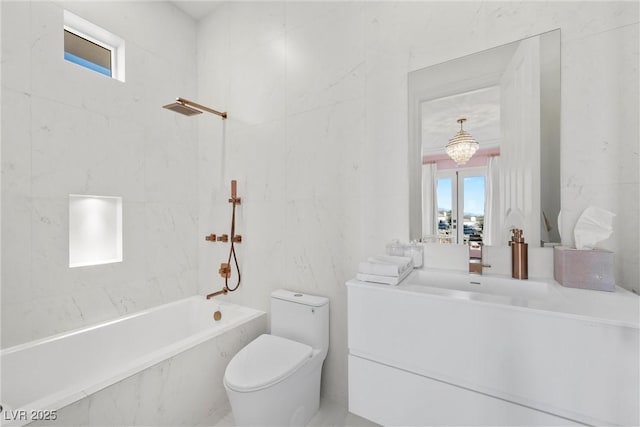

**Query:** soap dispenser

left=510, top=228, right=528, bottom=280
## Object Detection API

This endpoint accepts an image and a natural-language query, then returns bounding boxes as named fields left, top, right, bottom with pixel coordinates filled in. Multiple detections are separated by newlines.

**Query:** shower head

left=163, top=101, right=203, bottom=116
left=162, top=97, right=227, bottom=119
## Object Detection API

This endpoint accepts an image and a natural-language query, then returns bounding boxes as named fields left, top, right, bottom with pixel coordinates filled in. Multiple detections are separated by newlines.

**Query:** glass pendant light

left=445, top=118, right=479, bottom=165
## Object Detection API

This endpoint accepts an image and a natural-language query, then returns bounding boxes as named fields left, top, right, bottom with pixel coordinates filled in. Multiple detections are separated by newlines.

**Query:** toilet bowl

left=223, top=290, right=329, bottom=426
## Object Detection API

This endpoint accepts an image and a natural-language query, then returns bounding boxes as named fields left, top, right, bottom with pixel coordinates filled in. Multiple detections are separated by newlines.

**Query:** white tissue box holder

left=553, top=246, right=615, bottom=292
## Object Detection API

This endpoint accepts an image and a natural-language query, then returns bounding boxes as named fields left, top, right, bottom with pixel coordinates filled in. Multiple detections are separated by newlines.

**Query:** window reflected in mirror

left=431, top=170, right=486, bottom=245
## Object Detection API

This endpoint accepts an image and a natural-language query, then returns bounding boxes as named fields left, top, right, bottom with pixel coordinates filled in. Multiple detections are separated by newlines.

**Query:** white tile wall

left=196, top=1, right=639, bottom=405
left=1, top=0, right=198, bottom=346
left=561, top=22, right=639, bottom=289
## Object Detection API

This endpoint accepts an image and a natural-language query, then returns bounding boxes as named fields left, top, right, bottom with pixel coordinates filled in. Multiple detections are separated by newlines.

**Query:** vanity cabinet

left=347, top=276, right=639, bottom=426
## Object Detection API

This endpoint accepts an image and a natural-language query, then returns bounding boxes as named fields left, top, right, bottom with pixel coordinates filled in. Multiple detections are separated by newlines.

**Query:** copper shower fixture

left=207, top=288, right=228, bottom=299
left=204, top=233, right=229, bottom=242
left=229, top=180, right=241, bottom=205
left=219, top=263, right=231, bottom=279
left=206, top=180, right=243, bottom=299
left=163, top=97, right=227, bottom=120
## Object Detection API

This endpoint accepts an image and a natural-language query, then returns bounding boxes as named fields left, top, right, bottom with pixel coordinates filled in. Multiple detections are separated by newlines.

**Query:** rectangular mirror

left=408, top=29, right=561, bottom=248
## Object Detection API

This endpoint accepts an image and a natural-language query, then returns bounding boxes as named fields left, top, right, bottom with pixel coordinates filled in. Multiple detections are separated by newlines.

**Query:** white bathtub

left=1, top=296, right=265, bottom=426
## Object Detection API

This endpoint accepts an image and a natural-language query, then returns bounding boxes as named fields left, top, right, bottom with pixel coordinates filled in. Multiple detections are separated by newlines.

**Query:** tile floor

left=212, top=397, right=379, bottom=427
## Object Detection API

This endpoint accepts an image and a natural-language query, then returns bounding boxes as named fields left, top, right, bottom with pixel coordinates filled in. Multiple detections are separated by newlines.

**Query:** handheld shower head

left=162, top=97, right=227, bottom=119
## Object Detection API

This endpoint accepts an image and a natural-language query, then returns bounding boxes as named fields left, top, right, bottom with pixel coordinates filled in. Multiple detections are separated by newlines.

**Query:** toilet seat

left=224, top=334, right=313, bottom=393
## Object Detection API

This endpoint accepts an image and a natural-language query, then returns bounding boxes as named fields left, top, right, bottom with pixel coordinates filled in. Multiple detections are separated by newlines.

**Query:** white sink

left=402, top=269, right=551, bottom=300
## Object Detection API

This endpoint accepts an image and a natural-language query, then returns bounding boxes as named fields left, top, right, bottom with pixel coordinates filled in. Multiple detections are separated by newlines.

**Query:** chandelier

left=445, top=118, right=479, bottom=165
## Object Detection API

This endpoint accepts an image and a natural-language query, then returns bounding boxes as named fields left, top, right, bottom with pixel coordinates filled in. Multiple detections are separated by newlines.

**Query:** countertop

left=347, top=268, right=640, bottom=329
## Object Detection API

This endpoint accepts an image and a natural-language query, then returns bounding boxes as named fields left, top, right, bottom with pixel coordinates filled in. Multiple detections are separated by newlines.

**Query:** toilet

left=224, top=289, right=330, bottom=426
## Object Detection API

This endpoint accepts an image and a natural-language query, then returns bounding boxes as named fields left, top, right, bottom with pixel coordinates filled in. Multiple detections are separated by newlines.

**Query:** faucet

left=468, top=239, right=491, bottom=275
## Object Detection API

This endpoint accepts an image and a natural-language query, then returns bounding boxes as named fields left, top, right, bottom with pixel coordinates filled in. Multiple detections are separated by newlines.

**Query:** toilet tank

left=270, top=290, right=329, bottom=357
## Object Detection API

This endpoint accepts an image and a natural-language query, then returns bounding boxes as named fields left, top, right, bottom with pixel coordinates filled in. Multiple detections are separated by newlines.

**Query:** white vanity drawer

left=349, top=355, right=584, bottom=426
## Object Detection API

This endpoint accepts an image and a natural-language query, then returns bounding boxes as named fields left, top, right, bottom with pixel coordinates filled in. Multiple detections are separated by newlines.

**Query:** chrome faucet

left=468, top=240, right=491, bottom=275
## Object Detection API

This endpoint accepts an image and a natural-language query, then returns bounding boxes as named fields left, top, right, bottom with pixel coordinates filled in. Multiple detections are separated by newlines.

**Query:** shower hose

left=225, top=200, right=241, bottom=292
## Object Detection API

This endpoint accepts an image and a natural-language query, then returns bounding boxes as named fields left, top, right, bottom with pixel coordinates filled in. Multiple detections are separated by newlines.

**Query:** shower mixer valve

left=219, top=263, right=231, bottom=279
left=204, top=233, right=230, bottom=243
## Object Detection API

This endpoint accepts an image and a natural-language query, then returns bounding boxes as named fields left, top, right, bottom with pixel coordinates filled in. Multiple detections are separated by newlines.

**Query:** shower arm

left=178, top=97, right=228, bottom=119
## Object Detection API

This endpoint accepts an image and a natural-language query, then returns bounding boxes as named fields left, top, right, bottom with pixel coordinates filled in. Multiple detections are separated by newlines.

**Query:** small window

left=64, top=30, right=112, bottom=77
left=63, top=10, right=125, bottom=81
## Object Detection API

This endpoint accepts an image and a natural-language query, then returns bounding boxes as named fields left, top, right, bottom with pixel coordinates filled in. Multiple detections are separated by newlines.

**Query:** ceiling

left=421, top=86, right=501, bottom=155
left=171, top=1, right=222, bottom=21
left=169, top=1, right=502, bottom=157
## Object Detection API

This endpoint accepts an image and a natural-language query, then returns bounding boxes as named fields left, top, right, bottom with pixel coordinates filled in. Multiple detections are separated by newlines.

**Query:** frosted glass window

left=69, top=195, right=123, bottom=268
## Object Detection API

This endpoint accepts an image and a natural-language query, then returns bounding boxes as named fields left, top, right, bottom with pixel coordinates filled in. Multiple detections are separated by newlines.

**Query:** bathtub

left=1, top=296, right=266, bottom=426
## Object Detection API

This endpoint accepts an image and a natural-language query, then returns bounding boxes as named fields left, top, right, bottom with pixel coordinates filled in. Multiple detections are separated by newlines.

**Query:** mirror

left=408, top=29, right=561, bottom=247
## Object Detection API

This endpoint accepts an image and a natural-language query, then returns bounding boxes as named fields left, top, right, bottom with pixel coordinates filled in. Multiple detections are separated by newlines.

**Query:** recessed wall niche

left=69, top=195, right=123, bottom=268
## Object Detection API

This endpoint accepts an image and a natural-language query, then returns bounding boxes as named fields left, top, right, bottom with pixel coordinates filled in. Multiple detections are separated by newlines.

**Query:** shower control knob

left=205, top=234, right=217, bottom=242
left=219, top=263, right=231, bottom=278
left=232, top=235, right=242, bottom=243
left=217, top=234, right=229, bottom=242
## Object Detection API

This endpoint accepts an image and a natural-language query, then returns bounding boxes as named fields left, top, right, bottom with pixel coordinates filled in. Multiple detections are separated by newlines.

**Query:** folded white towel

left=356, top=266, right=413, bottom=285
left=357, top=255, right=413, bottom=277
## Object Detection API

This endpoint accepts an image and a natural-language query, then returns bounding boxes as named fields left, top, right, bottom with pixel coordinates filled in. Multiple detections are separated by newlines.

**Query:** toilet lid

left=224, top=334, right=313, bottom=392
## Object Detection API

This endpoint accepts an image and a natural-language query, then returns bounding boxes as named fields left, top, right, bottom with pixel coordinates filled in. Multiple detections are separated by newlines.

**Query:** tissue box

left=553, top=246, right=615, bottom=292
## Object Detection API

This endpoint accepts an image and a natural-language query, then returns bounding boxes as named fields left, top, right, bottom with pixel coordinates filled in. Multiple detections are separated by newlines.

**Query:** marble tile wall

left=196, top=1, right=639, bottom=404
left=1, top=1, right=199, bottom=347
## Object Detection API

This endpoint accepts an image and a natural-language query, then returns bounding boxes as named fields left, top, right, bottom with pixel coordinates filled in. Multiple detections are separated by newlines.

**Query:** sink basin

left=402, top=269, right=551, bottom=300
